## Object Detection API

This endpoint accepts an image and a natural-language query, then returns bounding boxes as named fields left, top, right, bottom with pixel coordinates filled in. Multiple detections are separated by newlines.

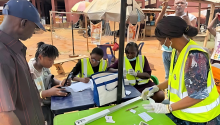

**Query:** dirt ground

left=23, top=28, right=215, bottom=83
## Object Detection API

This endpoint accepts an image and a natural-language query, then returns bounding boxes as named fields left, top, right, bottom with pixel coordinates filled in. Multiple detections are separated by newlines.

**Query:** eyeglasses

left=175, top=2, right=186, bottom=5
left=91, top=58, right=100, bottom=63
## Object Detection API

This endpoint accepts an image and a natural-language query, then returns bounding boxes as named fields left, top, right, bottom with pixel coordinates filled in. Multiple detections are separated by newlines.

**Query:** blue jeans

left=162, top=51, right=172, bottom=79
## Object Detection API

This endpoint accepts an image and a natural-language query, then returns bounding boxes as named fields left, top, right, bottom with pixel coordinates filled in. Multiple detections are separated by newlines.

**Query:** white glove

left=142, top=103, right=170, bottom=114
left=128, top=69, right=137, bottom=76
left=141, top=85, right=159, bottom=100
left=123, top=69, right=127, bottom=77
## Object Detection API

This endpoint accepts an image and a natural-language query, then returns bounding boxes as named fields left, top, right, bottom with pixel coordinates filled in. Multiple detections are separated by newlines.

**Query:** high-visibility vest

left=124, top=55, right=149, bottom=86
left=80, top=58, right=107, bottom=78
left=168, top=39, right=220, bottom=122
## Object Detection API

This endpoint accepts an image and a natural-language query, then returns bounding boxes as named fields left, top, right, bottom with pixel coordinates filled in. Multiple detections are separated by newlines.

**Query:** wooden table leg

left=53, top=63, right=65, bottom=75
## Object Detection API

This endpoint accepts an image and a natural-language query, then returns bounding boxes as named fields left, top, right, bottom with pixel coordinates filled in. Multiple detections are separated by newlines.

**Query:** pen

left=149, top=87, right=153, bottom=91
left=126, top=106, right=138, bottom=111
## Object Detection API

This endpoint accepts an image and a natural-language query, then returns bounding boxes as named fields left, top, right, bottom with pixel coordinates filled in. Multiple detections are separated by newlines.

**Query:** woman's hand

left=46, top=85, right=67, bottom=97
left=141, top=85, right=159, bottom=100
left=128, top=69, right=137, bottom=76
left=80, top=77, right=90, bottom=83
left=60, top=78, right=71, bottom=86
left=143, top=103, right=170, bottom=114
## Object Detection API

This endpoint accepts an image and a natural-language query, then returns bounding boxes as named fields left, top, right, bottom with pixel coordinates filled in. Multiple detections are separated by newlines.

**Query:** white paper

left=130, top=109, right=136, bottom=114
left=126, top=90, right=131, bottom=95
left=68, top=79, right=93, bottom=92
left=105, top=116, right=115, bottom=123
left=138, top=112, right=153, bottom=122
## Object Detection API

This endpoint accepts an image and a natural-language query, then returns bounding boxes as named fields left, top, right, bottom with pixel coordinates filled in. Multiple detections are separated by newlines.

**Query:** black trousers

left=42, top=105, right=54, bottom=125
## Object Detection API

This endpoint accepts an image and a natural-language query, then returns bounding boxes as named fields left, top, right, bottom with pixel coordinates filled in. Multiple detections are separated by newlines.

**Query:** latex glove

left=142, top=103, right=170, bottom=114
left=141, top=85, right=159, bottom=100
left=128, top=69, right=137, bottom=76
left=123, top=69, right=127, bottom=77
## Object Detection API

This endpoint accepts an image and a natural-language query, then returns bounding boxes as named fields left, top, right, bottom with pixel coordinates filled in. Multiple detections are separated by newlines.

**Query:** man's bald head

left=0, top=15, right=37, bottom=41
left=174, top=0, right=188, bottom=14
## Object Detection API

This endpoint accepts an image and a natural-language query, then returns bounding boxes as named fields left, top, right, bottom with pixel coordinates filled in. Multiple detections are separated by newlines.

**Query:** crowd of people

left=1, top=0, right=220, bottom=125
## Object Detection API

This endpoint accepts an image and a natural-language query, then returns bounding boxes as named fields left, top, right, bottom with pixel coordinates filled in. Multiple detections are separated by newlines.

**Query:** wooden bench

left=53, top=55, right=88, bottom=75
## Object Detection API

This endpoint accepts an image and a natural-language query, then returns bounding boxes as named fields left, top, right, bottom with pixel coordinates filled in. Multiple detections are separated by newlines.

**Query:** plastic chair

left=97, top=45, right=115, bottom=66
left=151, top=75, right=159, bottom=85
left=138, top=42, right=144, bottom=55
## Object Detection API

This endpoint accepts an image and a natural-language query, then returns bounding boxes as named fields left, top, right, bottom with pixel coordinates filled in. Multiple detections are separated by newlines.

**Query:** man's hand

left=0, top=111, right=21, bottom=125
left=182, top=11, right=191, bottom=25
left=60, top=78, right=71, bottom=86
left=47, top=85, right=67, bottom=97
left=162, top=1, right=168, bottom=9
left=215, top=12, right=220, bottom=19
left=80, top=77, right=90, bottom=83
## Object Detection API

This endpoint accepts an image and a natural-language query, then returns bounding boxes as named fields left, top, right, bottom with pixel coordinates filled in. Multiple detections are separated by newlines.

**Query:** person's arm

left=171, top=51, right=209, bottom=111
left=53, top=78, right=61, bottom=85
left=171, top=96, right=202, bottom=111
left=41, top=85, right=67, bottom=98
left=136, top=56, right=151, bottom=79
left=70, top=60, right=90, bottom=83
left=107, top=60, right=119, bottom=73
left=190, top=18, right=197, bottom=27
left=155, top=2, right=168, bottom=26
left=136, top=72, right=150, bottom=79
left=157, top=80, right=168, bottom=90
left=208, top=12, right=219, bottom=37
left=0, top=64, right=20, bottom=125
left=0, top=112, right=21, bottom=125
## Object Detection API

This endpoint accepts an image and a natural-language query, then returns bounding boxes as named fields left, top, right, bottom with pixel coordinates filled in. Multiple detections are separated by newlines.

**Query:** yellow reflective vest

left=124, top=55, right=149, bottom=86
left=168, top=40, right=220, bottom=122
left=80, top=58, right=107, bottom=78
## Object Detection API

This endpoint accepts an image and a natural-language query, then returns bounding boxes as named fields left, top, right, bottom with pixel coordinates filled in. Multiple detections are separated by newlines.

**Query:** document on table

left=138, top=112, right=153, bottom=122
left=68, top=79, right=93, bottom=92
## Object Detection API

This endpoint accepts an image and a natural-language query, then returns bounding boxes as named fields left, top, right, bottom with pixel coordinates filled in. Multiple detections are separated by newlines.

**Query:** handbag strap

left=44, top=74, right=54, bottom=90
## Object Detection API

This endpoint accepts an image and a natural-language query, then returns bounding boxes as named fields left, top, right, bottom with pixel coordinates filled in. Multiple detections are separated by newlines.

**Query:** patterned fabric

left=168, top=50, right=220, bottom=125
left=184, top=51, right=209, bottom=99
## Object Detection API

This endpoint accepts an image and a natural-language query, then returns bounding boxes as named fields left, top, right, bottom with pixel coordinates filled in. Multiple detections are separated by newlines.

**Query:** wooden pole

left=50, top=11, right=53, bottom=45
left=203, top=4, right=215, bottom=47
left=198, top=3, right=201, bottom=33
left=85, top=15, right=89, bottom=52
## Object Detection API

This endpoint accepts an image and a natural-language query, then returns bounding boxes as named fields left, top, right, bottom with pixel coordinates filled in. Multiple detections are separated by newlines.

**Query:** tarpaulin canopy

left=83, top=0, right=145, bottom=24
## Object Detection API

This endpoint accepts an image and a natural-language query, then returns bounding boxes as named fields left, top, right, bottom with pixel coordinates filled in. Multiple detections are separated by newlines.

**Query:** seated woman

left=28, top=42, right=71, bottom=125
left=69, top=47, right=107, bottom=83
left=108, top=42, right=164, bottom=103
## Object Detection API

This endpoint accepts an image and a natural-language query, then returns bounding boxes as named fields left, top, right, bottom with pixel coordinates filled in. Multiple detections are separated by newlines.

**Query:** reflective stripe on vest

left=168, top=40, right=220, bottom=122
left=81, top=58, right=107, bottom=78
left=124, top=55, right=149, bottom=85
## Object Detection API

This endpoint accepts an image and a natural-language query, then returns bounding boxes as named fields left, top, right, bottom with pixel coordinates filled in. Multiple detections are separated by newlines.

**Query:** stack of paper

left=68, top=79, right=93, bottom=92
left=138, top=112, right=153, bottom=122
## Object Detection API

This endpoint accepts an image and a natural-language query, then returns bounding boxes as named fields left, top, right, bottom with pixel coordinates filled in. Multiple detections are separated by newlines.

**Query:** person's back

left=0, top=0, right=45, bottom=125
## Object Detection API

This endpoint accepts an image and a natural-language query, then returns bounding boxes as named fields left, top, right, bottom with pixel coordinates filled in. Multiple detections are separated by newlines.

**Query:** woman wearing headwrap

left=141, top=16, right=220, bottom=124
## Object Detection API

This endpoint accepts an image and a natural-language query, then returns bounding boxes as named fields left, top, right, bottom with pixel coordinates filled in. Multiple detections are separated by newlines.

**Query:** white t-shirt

left=167, top=13, right=197, bottom=22
left=161, top=13, right=197, bottom=52
left=28, top=58, right=51, bottom=93
left=211, top=32, right=220, bottom=61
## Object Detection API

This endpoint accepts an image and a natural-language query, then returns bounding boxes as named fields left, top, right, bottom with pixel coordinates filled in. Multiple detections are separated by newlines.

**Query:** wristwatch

left=168, top=104, right=173, bottom=112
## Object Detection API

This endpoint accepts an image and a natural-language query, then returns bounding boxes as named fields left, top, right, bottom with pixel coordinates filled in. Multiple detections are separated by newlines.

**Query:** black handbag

left=42, top=74, right=55, bottom=105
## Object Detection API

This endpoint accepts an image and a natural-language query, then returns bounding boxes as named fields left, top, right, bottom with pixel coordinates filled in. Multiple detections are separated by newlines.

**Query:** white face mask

left=162, top=38, right=172, bottom=50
